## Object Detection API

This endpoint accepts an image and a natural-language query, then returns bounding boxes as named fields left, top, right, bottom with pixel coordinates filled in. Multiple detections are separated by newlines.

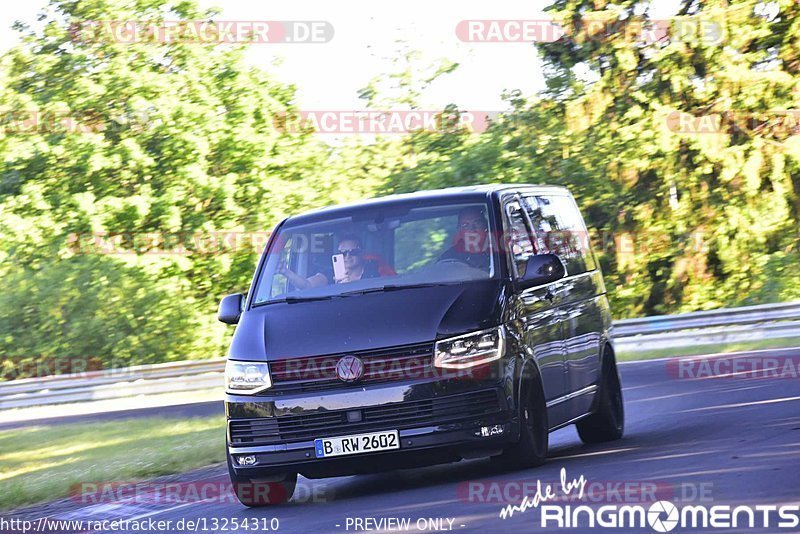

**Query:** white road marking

left=618, top=346, right=800, bottom=365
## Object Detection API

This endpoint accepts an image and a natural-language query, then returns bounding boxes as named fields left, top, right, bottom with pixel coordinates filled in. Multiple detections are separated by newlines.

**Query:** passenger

left=278, top=257, right=328, bottom=289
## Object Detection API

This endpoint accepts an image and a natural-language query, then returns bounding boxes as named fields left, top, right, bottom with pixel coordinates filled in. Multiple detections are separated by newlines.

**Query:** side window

left=266, top=232, right=334, bottom=298
left=267, top=235, right=292, bottom=298
left=523, top=194, right=596, bottom=274
left=504, top=201, right=534, bottom=278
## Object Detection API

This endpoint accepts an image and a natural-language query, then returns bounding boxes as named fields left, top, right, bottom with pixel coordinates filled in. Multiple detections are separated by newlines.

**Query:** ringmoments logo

left=497, top=468, right=800, bottom=531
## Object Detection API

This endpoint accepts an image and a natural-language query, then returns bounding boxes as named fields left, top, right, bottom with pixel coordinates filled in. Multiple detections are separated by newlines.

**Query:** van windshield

left=252, top=200, right=497, bottom=305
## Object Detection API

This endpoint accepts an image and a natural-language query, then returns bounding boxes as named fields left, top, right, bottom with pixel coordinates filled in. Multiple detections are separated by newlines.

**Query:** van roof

left=285, top=183, right=570, bottom=225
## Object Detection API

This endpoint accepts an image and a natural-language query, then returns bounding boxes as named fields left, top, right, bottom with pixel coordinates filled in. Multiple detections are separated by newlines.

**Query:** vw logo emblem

left=335, top=355, right=364, bottom=383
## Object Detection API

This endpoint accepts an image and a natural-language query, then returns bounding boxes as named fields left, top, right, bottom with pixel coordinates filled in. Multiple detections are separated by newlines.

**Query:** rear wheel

left=226, top=454, right=297, bottom=507
left=495, top=373, right=548, bottom=468
left=576, top=345, right=624, bottom=443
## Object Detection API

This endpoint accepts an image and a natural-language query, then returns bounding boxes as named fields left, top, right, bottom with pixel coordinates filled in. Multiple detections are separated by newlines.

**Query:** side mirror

left=520, top=254, right=566, bottom=288
left=218, top=293, right=244, bottom=325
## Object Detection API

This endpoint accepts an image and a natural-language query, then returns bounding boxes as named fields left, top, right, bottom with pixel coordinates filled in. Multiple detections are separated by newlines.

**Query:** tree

left=381, top=0, right=800, bottom=316
left=0, top=0, right=381, bottom=373
left=534, top=0, right=800, bottom=313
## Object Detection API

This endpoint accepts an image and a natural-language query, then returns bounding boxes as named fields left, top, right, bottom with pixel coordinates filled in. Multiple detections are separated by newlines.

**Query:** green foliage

left=2, top=0, right=799, bottom=376
left=0, top=0, right=387, bottom=375
left=382, top=0, right=800, bottom=317
left=536, top=0, right=800, bottom=314
left=0, top=256, right=217, bottom=377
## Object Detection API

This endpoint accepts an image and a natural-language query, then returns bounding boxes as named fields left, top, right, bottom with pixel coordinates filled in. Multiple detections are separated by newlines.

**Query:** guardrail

left=0, top=359, right=225, bottom=410
left=612, top=300, right=800, bottom=337
left=2, top=300, right=799, bottom=411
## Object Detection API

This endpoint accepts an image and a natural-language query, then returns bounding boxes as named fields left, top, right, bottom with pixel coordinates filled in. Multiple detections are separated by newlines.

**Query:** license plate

left=314, top=430, right=399, bottom=458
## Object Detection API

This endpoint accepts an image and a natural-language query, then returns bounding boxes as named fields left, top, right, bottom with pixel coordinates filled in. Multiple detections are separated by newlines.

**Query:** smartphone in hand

left=332, top=253, right=346, bottom=280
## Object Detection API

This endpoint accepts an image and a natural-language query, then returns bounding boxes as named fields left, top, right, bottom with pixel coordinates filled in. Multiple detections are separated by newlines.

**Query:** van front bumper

left=225, top=380, right=519, bottom=478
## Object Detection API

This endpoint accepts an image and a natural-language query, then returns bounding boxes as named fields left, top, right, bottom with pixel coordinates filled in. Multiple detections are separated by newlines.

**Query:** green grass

left=0, top=416, right=225, bottom=512
left=617, top=336, right=800, bottom=361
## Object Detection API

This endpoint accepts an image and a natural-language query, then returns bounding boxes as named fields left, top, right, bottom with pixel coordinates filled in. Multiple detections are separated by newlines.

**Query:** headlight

left=225, top=360, right=272, bottom=394
left=434, top=327, right=505, bottom=369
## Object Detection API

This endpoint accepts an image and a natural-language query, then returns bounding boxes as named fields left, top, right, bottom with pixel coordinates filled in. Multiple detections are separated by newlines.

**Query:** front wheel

left=227, top=453, right=297, bottom=506
left=576, top=346, right=624, bottom=443
left=494, top=374, right=548, bottom=468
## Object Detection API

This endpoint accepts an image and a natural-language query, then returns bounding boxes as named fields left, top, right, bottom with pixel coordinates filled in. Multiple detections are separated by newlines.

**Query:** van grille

left=266, top=342, right=436, bottom=394
left=229, top=389, right=503, bottom=446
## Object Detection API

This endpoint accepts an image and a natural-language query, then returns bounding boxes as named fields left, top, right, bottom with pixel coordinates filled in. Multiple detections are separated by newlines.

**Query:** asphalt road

left=6, top=348, right=800, bottom=533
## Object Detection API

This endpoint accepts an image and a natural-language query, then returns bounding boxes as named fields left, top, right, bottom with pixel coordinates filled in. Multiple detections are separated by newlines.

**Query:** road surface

left=5, top=348, right=800, bottom=533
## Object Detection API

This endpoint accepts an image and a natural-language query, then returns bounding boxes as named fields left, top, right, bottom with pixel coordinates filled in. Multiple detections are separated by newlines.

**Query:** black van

left=218, top=184, right=623, bottom=506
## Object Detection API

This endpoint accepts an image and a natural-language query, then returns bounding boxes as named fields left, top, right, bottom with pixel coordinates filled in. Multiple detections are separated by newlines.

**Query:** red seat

left=363, top=254, right=397, bottom=276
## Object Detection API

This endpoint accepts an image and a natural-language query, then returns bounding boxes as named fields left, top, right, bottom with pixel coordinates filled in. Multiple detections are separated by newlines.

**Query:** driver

left=438, top=207, right=491, bottom=270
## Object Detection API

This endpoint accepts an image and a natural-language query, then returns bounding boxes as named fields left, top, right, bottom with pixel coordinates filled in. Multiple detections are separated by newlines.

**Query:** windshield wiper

left=339, top=282, right=455, bottom=296
left=263, top=282, right=458, bottom=303
left=269, top=295, right=340, bottom=304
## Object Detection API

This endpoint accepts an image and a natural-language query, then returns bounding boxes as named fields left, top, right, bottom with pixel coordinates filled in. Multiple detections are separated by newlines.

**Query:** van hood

left=228, top=280, right=504, bottom=360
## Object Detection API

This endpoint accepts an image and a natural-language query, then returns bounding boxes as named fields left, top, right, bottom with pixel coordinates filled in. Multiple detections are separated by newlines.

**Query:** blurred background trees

left=0, top=0, right=386, bottom=374
left=1, top=0, right=799, bottom=376
left=384, top=0, right=800, bottom=315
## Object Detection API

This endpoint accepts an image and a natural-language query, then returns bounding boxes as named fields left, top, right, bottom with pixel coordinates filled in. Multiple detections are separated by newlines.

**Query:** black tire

left=576, top=346, right=624, bottom=443
left=226, top=454, right=297, bottom=507
left=495, top=372, right=548, bottom=468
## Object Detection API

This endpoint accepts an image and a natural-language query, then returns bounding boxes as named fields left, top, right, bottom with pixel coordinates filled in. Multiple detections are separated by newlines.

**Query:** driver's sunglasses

left=459, top=221, right=487, bottom=231
left=338, top=248, right=362, bottom=257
